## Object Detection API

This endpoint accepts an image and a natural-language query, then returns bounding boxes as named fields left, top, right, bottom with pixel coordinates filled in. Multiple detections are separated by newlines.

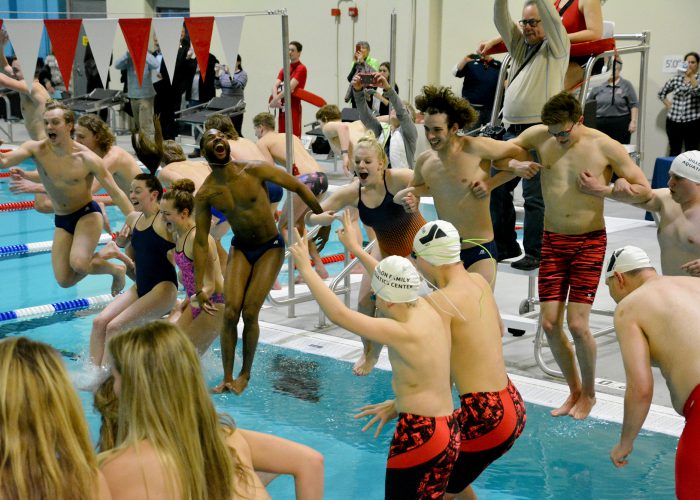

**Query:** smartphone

left=469, top=53, right=483, bottom=61
left=355, top=44, right=361, bottom=52
left=358, top=72, right=375, bottom=87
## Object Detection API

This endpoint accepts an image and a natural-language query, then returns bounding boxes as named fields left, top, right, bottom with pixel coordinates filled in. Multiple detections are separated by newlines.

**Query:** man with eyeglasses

left=501, top=91, right=650, bottom=420
left=604, top=246, right=700, bottom=499
left=487, top=0, right=570, bottom=271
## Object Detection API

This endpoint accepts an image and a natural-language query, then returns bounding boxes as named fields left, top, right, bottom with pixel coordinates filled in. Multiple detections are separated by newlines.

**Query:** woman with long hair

left=161, top=178, right=225, bottom=353
left=0, top=337, right=111, bottom=500
left=99, top=321, right=324, bottom=499
left=307, top=131, right=425, bottom=375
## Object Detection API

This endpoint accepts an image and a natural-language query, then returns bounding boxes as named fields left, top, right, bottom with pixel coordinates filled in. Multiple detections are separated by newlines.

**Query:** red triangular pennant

left=44, top=19, right=82, bottom=89
left=184, top=17, right=214, bottom=82
left=118, top=18, right=152, bottom=87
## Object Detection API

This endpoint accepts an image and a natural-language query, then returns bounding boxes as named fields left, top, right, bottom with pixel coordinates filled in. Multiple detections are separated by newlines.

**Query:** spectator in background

left=486, top=0, right=569, bottom=271
left=153, top=29, right=191, bottom=141
left=218, top=54, right=247, bottom=137
left=658, top=51, right=700, bottom=156
left=43, top=52, right=65, bottom=95
left=370, top=61, right=399, bottom=116
left=452, top=52, right=502, bottom=127
left=84, top=44, right=111, bottom=122
left=345, top=41, right=379, bottom=108
left=589, top=57, right=638, bottom=145
left=270, top=41, right=307, bottom=137
left=114, top=50, right=160, bottom=139
left=185, top=49, right=219, bottom=157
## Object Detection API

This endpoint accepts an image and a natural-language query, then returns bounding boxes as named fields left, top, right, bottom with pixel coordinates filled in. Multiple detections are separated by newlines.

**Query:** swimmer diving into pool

left=193, top=128, right=329, bottom=395
left=0, top=101, right=134, bottom=295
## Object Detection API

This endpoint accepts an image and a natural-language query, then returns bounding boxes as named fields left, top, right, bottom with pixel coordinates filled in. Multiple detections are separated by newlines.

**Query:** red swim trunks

left=677, top=383, right=700, bottom=499
left=386, top=411, right=460, bottom=499
left=538, top=229, right=607, bottom=304
left=446, top=378, right=527, bottom=493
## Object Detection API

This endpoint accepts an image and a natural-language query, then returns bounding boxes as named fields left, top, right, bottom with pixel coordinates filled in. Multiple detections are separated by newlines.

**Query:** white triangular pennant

left=82, top=18, right=118, bottom=89
left=214, top=16, right=244, bottom=74
left=152, top=17, right=184, bottom=83
left=3, top=19, right=44, bottom=91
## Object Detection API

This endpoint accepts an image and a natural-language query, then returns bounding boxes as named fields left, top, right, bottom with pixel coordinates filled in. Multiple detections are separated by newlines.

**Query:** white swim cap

left=605, top=246, right=653, bottom=278
left=371, top=255, right=421, bottom=303
left=669, top=150, right=700, bottom=184
left=412, top=220, right=462, bottom=266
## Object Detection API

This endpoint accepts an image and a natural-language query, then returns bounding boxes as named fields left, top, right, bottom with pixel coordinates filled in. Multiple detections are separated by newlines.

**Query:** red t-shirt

left=276, top=60, right=307, bottom=104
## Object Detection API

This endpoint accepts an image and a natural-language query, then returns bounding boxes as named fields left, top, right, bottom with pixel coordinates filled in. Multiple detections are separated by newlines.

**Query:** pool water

left=1, top=310, right=677, bottom=499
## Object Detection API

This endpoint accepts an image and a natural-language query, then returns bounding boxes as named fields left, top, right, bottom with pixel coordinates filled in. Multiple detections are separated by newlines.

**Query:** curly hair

left=414, top=85, right=478, bottom=130
left=316, top=104, right=341, bottom=123
left=204, top=113, right=239, bottom=140
left=77, top=114, right=115, bottom=153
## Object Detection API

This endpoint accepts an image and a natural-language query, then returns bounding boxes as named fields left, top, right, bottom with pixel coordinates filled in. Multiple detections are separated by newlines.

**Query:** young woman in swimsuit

left=307, top=131, right=425, bottom=375
left=89, top=173, right=178, bottom=367
left=98, top=321, right=325, bottom=500
left=160, top=178, right=225, bottom=354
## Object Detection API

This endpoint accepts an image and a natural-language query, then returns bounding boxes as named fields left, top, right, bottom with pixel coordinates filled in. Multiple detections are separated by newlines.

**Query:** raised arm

left=537, top=0, right=570, bottom=59
left=289, top=229, right=407, bottom=346
left=493, top=0, right=520, bottom=50
left=352, top=78, right=383, bottom=138
left=610, top=303, right=653, bottom=468
left=0, top=71, right=30, bottom=94
left=87, top=154, right=133, bottom=216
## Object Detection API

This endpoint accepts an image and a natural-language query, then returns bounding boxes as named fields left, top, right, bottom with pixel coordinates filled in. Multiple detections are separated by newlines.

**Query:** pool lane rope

left=0, top=294, right=114, bottom=322
left=0, top=193, right=112, bottom=212
left=0, top=233, right=116, bottom=258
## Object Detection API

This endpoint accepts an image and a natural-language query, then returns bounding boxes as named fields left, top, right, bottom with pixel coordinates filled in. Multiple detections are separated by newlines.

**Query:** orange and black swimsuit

left=358, top=175, right=426, bottom=257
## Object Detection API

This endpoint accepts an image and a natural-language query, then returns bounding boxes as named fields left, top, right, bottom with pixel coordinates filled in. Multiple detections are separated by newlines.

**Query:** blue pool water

left=0, top=162, right=678, bottom=498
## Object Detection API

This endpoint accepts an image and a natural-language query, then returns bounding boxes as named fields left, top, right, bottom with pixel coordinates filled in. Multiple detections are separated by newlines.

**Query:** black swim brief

left=231, top=233, right=285, bottom=265
left=54, top=200, right=103, bottom=235
left=460, top=240, right=498, bottom=269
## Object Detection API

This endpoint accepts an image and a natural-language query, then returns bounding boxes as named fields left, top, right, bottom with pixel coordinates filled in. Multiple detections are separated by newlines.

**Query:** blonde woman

left=307, top=131, right=425, bottom=375
left=161, top=178, right=225, bottom=353
left=0, top=337, right=111, bottom=500
left=99, top=321, right=324, bottom=500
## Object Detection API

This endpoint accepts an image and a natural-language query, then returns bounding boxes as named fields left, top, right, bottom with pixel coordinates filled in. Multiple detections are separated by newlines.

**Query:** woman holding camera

left=658, top=51, right=700, bottom=156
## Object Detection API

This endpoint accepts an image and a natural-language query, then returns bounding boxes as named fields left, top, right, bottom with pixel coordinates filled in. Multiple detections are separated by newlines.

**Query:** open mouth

left=131, top=200, right=140, bottom=208
left=48, top=132, right=57, bottom=140
left=165, top=221, right=173, bottom=231
left=358, top=172, right=369, bottom=180
left=214, top=143, right=226, bottom=154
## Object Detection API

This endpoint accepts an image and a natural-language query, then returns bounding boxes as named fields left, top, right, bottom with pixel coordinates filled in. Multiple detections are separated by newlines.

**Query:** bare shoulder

left=416, top=149, right=438, bottom=167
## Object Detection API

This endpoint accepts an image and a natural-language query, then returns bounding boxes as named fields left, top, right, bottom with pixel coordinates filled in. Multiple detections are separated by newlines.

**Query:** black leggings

left=666, top=117, right=700, bottom=156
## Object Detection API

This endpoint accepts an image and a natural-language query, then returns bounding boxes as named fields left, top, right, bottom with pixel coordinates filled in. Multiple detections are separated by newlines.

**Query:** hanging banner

left=118, top=18, right=152, bottom=86
left=3, top=19, right=44, bottom=91
left=152, top=17, right=184, bottom=83
left=215, top=16, right=244, bottom=74
left=184, top=16, right=214, bottom=82
left=44, top=19, right=82, bottom=89
left=82, top=18, right=119, bottom=89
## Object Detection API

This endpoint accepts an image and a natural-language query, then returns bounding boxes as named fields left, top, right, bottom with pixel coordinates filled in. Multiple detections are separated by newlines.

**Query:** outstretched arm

left=238, top=429, right=324, bottom=500
left=335, top=210, right=379, bottom=275
left=87, top=154, right=133, bottom=216
left=0, top=142, right=33, bottom=168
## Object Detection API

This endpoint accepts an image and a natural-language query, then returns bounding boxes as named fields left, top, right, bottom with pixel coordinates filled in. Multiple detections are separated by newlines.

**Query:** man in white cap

left=604, top=245, right=700, bottom=499
left=288, top=223, right=459, bottom=499
left=582, top=150, right=700, bottom=277
left=348, top=216, right=526, bottom=500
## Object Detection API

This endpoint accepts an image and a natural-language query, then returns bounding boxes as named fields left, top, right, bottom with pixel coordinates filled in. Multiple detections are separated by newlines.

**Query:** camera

left=469, top=53, right=483, bottom=61
left=678, top=62, right=689, bottom=74
left=358, top=72, right=376, bottom=87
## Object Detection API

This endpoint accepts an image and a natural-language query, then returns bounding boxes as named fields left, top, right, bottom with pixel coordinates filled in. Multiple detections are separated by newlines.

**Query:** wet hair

left=44, top=99, right=76, bottom=130
left=133, top=173, right=164, bottom=200
left=94, top=375, right=119, bottom=453
left=685, top=52, right=700, bottom=64
left=316, top=104, right=341, bottom=122
left=0, top=337, right=99, bottom=500
left=356, top=130, right=388, bottom=166
left=204, top=113, right=238, bottom=140
left=77, top=114, right=115, bottom=152
left=414, top=85, right=478, bottom=130
left=131, top=115, right=164, bottom=174
left=162, top=178, right=195, bottom=215
left=253, top=112, right=276, bottom=130
left=162, top=140, right=187, bottom=164
left=290, top=40, right=303, bottom=52
left=541, top=91, right=582, bottom=125
left=104, top=321, right=253, bottom=499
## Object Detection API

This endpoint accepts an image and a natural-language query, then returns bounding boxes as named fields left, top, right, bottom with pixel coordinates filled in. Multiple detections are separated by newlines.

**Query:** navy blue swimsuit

left=131, top=212, right=177, bottom=297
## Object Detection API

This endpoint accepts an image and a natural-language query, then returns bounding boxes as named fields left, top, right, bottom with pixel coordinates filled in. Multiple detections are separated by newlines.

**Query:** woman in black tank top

left=306, top=132, right=424, bottom=376
left=89, top=174, right=179, bottom=367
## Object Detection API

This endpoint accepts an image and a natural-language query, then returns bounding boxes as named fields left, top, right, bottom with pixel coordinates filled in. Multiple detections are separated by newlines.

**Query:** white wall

left=103, top=0, right=699, bottom=174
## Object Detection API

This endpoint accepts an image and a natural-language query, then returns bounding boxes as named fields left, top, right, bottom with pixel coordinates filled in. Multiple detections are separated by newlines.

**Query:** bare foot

left=99, top=240, right=134, bottom=269
left=551, top=393, right=579, bottom=417
left=230, top=375, right=250, bottom=395
left=111, top=266, right=126, bottom=297
left=352, top=351, right=379, bottom=376
left=569, top=394, right=596, bottom=420
left=211, top=380, right=236, bottom=393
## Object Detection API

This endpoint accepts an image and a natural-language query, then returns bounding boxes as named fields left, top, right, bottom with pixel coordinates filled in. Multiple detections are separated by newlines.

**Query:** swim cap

left=605, top=246, right=653, bottom=278
left=371, top=255, right=421, bottom=303
left=669, top=150, right=700, bottom=184
left=412, top=220, right=462, bottom=266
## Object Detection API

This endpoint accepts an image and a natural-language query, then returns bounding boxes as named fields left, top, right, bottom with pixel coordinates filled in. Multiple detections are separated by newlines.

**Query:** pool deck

left=1, top=125, right=683, bottom=435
